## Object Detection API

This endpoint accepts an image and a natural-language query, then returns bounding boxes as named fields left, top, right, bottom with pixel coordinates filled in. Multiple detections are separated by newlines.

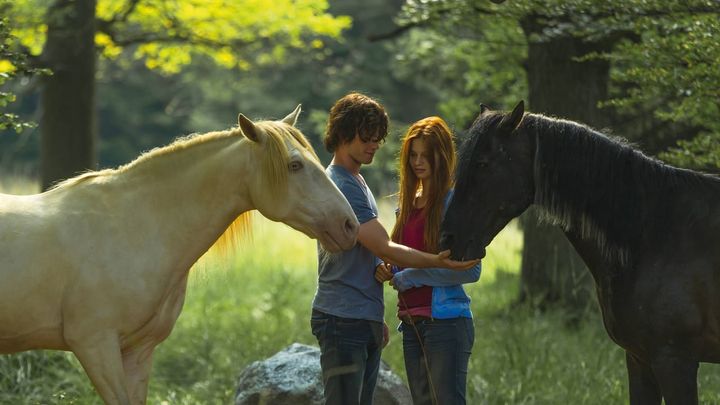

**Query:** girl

left=376, top=116, right=481, bottom=405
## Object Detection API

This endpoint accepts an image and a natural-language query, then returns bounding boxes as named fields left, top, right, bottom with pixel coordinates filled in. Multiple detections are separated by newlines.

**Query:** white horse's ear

left=238, top=113, right=261, bottom=142
left=281, top=104, right=302, bottom=127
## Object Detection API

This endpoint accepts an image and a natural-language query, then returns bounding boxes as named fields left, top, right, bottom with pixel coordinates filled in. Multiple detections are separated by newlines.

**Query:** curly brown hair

left=323, top=92, right=389, bottom=153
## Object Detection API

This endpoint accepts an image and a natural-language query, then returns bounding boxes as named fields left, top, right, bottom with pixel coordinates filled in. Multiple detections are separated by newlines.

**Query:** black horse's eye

left=289, top=160, right=303, bottom=172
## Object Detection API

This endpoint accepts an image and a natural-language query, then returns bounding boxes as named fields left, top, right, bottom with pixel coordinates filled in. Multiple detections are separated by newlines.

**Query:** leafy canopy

left=5, top=0, right=350, bottom=74
left=0, top=9, right=49, bottom=132
left=397, top=0, right=720, bottom=170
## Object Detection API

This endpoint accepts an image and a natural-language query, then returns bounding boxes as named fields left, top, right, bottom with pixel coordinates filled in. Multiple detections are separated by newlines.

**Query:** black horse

left=440, top=100, right=720, bottom=405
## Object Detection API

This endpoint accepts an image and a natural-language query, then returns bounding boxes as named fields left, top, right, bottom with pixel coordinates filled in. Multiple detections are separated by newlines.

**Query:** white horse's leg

left=68, top=331, right=131, bottom=405
left=122, top=344, right=156, bottom=405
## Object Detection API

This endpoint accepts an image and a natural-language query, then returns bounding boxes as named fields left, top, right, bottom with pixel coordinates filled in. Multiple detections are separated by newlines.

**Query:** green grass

left=3, top=180, right=720, bottom=404
left=0, top=171, right=39, bottom=195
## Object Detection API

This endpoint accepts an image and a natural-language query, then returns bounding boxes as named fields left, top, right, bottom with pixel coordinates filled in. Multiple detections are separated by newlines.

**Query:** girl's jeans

left=401, top=317, right=474, bottom=405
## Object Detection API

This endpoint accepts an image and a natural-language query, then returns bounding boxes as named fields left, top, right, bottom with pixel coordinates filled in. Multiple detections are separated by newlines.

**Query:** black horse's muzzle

left=440, top=231, right=487, bottom=260
left=439, top=232, right=454, bottom=252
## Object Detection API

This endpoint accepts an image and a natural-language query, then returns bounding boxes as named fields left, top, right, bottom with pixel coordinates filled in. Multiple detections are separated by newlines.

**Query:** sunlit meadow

left=2, top=177, right=720, bottom=404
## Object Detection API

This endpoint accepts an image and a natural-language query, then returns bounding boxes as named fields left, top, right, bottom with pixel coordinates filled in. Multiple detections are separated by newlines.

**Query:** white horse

left=0, top=106, right=358, bottom=405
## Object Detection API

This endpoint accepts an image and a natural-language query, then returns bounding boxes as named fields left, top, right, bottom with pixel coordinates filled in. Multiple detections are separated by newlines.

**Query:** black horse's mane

left=519, top=113, right=720, bottom=265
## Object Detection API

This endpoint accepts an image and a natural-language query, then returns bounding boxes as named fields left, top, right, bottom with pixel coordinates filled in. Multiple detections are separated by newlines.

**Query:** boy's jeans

left=311, top=309, right=384, bottom=405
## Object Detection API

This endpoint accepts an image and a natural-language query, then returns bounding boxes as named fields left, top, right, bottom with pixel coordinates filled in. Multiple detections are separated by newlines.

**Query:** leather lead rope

left=399, top=293, right=439, bottom=405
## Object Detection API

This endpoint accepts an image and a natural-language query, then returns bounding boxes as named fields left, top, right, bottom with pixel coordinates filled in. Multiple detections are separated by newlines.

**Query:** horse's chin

left=317, top=229, right=355, bottom=253
left=463, top=242, right=486, bottom=261
left=321, top=244, right=341, bottom=254
left=286, top=220, right=353, bottom=253
left=318, top=236, right=342, bottom=253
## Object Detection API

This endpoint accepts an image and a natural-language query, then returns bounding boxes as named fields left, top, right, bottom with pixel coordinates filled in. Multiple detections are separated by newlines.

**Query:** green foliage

left=3, top=0, right=443, bottom=195
left=0, top=351, right=94, bottom=403
left=398, top=0, right=720, bottom=169
left=0, top=10, right=48, bottom=133
left=392, top=24, right=526, bottom=127
left=0, top=0, right=358, bottom=177
left=391, top=2, right=527, bottom=127
left=593, top=3, right=720, bottom=169
left=95, top=60, right=194, bottom=167
left=7, top=0, right=350, bottom=74
left=136, top=0, right=440, bottom=195
left=660, top=134, right=720, bottom=172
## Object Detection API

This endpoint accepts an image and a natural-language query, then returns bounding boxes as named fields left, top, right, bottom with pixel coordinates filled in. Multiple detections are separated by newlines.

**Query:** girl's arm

left=392, top=262, right=481, bottom=292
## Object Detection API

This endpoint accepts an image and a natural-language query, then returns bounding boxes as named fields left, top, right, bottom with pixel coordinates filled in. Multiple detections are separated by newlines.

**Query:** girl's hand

left=374, top=262, right=394, bottom=283
left=382, top=321, right=390, bottom=348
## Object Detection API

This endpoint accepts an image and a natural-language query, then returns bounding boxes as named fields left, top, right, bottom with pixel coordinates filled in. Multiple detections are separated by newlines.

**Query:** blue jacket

left=392, top=189, right=482, bottom=319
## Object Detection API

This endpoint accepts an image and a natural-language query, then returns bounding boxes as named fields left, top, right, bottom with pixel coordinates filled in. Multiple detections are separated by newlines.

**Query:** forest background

left=1, top=0, right=719, bottom=403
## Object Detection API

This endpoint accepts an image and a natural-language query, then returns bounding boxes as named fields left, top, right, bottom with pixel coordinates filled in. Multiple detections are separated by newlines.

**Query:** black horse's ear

left=500, top=100, right=524, bottom=133
left=468, top=103, right=492, bottom=129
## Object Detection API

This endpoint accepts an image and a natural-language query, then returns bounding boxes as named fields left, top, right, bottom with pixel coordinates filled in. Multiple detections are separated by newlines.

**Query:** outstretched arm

left=359, top=218, right=478, bottom=270
left=392, top=262, right=481, bottom=292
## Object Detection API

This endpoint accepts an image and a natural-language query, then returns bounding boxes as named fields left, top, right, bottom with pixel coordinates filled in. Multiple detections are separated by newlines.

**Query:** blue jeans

left=311, top=309, right=384, bottom=405
left=401, top=317, right=474, bottom=405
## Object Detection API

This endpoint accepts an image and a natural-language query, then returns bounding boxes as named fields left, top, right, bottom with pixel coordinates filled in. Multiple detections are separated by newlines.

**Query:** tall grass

left=0, top=170, right=39, bottom=195
left=2, top=179, right=720, bottom=404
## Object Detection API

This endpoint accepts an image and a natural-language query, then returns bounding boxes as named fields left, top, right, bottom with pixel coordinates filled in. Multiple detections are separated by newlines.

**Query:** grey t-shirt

left=311, top=164, right=384, bottom=322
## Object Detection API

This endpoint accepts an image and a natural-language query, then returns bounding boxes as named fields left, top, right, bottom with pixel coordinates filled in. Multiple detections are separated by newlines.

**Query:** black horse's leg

left=650, top=351, right=699, bottom=405
left=626, top=352, right=661, bottom=405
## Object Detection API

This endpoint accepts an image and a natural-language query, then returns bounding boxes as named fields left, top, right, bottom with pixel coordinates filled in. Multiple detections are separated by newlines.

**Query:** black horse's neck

left=521, top=113, right=720, bottom=267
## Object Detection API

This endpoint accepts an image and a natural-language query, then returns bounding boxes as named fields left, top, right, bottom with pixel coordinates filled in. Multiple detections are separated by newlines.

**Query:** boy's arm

left=358, top=218, right=477, bottom=270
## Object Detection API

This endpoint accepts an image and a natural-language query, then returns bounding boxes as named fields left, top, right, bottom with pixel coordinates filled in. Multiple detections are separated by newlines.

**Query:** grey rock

left=235, top=343, right=411, bottom=405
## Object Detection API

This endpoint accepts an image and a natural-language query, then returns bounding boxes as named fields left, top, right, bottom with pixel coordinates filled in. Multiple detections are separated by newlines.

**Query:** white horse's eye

left=289, top=160, right=304, bottom=172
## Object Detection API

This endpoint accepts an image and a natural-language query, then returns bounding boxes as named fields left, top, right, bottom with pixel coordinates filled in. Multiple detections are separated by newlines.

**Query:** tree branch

left=368, top=2, right=500, bottom=42
left=115, top=0, right=142, bottom=24
left=367, top=21, right=422, bottom=42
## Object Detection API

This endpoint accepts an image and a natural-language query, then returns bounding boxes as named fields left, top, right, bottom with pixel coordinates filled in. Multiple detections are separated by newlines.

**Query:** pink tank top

left=397, top=208, right=433, bottom=318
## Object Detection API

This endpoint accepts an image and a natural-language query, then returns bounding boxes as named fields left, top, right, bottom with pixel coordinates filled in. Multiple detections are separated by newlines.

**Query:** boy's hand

left=437, top=250, right=480, bottom=271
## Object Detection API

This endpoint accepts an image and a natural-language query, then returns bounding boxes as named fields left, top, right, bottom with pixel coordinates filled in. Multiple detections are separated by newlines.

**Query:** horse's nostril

left=345, top=218, right=358, bottom=235
left=440, top=232, right=454, bottom=249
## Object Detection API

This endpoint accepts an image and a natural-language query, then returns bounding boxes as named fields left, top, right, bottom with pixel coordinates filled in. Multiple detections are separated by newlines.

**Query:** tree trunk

left=40, top=0, right=97, bottom=190
left=518, top=17, right=615, bottom=310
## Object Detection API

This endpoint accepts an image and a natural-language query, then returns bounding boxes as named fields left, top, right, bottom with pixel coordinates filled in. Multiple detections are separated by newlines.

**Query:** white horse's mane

left=50, top=129, right=243, bottom=190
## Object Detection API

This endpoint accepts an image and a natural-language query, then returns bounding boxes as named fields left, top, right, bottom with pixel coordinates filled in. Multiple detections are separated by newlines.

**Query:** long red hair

left=390, top=117, right=456, bottom=253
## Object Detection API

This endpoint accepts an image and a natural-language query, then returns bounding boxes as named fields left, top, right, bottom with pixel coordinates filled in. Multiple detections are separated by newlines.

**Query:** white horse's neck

left=54, top=131, right=256, bottom=273
left=134, top=133, right=255, bottom=265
